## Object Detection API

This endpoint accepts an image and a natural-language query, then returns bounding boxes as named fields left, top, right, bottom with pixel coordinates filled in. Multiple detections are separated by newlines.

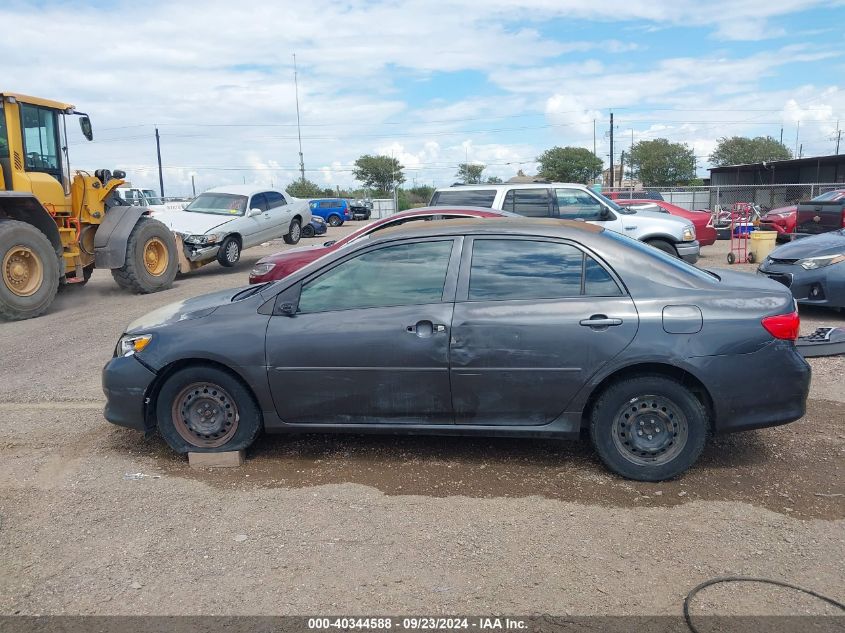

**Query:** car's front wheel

left=216, top=236, right=241, bottom=267
left=589, top=375, right=708, bottom=481
left=645, top=238, right=679, bottom=258
left=283, top=219, right=302, bottom=244
left=156, top=365, right=262, bottom=453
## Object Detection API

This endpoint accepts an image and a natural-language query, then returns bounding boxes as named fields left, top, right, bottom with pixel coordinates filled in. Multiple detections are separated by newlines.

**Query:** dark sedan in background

left=103, top=220, right=809, bottom=482
left=758, top=229, right=845, bottom=309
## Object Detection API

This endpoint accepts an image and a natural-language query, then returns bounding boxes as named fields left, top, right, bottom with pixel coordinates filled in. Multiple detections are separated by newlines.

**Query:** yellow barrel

left=749, top=230, right=777, bottom=262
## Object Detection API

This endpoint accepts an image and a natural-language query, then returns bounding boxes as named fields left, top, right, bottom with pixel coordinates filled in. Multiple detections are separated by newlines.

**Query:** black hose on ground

left=684, top=576, right=845, bottom=633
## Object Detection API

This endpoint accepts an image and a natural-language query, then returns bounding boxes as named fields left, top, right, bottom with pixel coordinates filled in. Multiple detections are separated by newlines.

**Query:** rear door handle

left=406, top=320, right=446, bottom=338
left=580, top=315, right=623, bottom=328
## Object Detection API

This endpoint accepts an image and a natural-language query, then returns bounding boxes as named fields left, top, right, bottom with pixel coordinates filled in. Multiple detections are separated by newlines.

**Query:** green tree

left=456, top=162, right=485, bottom=184
left=286, top=178, right=324, bottom=198
left=536, top=146, right=602, bottom=184
left=629, top=139, right=696, bottom=186
left=486, top=175, right=503, bottom=184
left=406, top=185, right=435, bottom=205
left=352, top=154, right=405, bottom=195
left=709, top=136, right=792, bottom=166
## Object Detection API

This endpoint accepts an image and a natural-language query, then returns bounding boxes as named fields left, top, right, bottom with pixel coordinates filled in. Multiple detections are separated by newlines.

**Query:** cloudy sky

left=2, top=0, right=844, bottom=195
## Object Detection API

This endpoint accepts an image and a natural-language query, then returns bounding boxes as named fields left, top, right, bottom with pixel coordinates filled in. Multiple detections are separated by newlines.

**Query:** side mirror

left=273, top=283, right=301, bottom=317
left=248, top=208, right=262, bottom=217
left=323, top=240, right=336, bottom=247
left=600, top=207, right=611, bottom=220
left=79, top=116, right=93, bottom=141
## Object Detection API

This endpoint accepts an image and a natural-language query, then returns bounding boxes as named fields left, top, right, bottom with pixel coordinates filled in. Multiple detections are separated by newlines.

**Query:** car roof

left=371, top=217, right=603, bottom=241
left=203, top=184, right=283, bottom=197
left=434, top=182, right=590, bottom=191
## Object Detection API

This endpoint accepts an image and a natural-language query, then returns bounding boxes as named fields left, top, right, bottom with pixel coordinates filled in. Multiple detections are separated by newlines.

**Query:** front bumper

left=676, top=240, right=700, bottom=264
left=689, top=341, right=810, bottom=434
left=757, top=261, right=845, bottom=309
left=102, top=354, right=157, bottom=432
left=184, top=243, right=220, bottom=262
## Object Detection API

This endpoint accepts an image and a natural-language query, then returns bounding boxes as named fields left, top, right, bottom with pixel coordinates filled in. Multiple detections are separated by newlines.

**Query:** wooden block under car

left=188, top=450, right=245, bottom=468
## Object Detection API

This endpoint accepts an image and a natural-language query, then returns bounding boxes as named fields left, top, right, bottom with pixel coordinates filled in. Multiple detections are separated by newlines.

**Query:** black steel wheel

left=590, top=375, right=708, bottom=481
left=156, top=365, right=262, bottom=453
left=301, top=223, right=315, bottom=238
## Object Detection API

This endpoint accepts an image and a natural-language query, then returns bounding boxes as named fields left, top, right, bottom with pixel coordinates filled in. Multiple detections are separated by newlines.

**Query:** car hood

left=154, top=210, right=238, bottom=235
left=764, top=204, right=797, bottom=217
left=628, top=210, right=693, bottom=229
left=125, top=286, right=256, bottom=333
left=768, top=230, right=845, bottom=259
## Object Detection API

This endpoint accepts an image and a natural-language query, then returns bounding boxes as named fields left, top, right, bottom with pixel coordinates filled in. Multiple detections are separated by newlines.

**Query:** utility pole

left=799, top=143, right=803, bottom=159
left=293, top=53, right=306, bottom=182
left=779, top=126, right=783, bottom=145
left=155, top=126, right=164, bottom=198
left=609, top=112, right=615, bottom=189
left=593, top=119, right=597, bottom=159
left=835, top=120, right=841, bottom=155
left=191, top=174, right=196, bottom=197
left=794, top=121, right=800, bottom=157
left=619, top=151, right=625, bottom=185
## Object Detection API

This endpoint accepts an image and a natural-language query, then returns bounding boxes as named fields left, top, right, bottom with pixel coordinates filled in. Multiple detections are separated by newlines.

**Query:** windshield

left=184, top=193, right=247, bottom=216
left=142, top=189, right=164, bottom=205
left=812, top=190, right=845, bottom=202
left=594, top=192, right=636, bottom=214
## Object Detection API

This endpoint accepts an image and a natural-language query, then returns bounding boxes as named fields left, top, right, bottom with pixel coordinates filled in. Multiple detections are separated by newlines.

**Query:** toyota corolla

left=103, top=219, right=810, bottom=481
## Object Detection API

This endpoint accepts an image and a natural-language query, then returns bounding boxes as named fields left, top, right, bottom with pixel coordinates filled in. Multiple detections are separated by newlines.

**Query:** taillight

left=841, top=213, right=845, bottom=228
left=761, top=312, right=800, bottom=341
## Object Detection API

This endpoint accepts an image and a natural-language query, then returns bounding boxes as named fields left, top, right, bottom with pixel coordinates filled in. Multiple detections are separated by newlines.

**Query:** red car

left=249, top=207, right=508, bottom=283
left=615, top=199, right=717, bottom=247
left=760, top=190, right=845, bottom=241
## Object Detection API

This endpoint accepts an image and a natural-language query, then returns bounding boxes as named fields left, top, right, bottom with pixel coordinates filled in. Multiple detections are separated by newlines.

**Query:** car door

left=554, top=187, right=628, bottom=235
left=240, top=192, right=271, bottom=247
left=266, top=238, right=461, bottom=425
left=263, top=191, right=291, bottom=240
left=450, top=236, right=638, bottom=426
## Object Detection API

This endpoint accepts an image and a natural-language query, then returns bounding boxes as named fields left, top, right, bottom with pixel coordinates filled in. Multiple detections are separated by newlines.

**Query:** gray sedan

left=103, top=219, right=810, bottom=481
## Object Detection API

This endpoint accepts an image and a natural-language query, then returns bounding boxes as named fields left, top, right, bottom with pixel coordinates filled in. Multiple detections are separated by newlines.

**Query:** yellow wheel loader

left=0, top=92, right=178, bottom=320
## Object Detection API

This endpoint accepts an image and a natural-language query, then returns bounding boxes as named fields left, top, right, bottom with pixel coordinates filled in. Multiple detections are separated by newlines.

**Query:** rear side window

left=555, top=188, right=605, bottom=221
left=265, top=191, right=287, bottom=208
left=430, top=189, right=497, bottom=208
left=299, top=240, right=454, bottom=313
left=502, top=189, right=552, bottom=217
left=468, top=239, right=621, bottom=301
left=318, top=200, right=338, bottom=208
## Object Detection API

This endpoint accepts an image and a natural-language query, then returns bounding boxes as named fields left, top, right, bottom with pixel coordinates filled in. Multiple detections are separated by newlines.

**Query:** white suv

left=430, top=183, right=700, bottom=263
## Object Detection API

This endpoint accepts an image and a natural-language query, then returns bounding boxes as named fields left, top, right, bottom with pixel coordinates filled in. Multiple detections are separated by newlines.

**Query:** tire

left=646, top=239, right=678, bottom=258
left=283, top=218, right=302, bottom=245
left=726, top=252, right=736, bottom=264
left=216, top=236, right=241, bottom=267
left=746, top=252, right=755, bottom=264
left=589, top=375, right=708, bottom=481
left=327, top=214, right=342, bottom=227
left=111, top=217, right=178, bottom=293
left=301, top=223, right=315, bottom=238
left=155, top=364, right=263, bottom=454
left=0, top=219, right=60, bottom=321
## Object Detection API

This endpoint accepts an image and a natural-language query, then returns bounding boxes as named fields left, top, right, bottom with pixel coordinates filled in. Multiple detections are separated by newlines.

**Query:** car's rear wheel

left=327, top=214, right=342, bottom=227
left=156, top=365, right=262, bottom=453
left=589, top=375, right=708, bottom=481
left=283, top=219, right=302, bottom=244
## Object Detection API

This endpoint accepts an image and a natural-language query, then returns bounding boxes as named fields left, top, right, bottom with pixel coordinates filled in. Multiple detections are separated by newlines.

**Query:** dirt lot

left=0, top=227, right=843, bottom=617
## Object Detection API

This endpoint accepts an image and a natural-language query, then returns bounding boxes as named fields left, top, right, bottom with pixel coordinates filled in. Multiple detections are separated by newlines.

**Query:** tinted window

left=250, top=193, right=268, bottom=212
left=265, top=191, right=286, bottom=208
left=469, top=240, right=583, bottom=300
left=430, top=189, right=497, bottom=208
left=585, top=257, right=622, bottom=295
left=503, top=189, right=551, bottom=217
left=555, top=188, right=605, bottom=220
left=299, top=241, right=453, bottom=313
left=0, top=103, right=9, bottom=159
left=318, top=200, right=337, bottom=208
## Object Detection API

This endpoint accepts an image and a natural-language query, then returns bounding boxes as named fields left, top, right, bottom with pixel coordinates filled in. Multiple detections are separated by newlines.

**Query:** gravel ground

left=0, top=226, right=842, bottom=617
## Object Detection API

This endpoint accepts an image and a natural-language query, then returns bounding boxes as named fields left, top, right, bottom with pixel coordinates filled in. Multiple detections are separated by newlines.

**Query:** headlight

left=117, top=334, right=152, bottom=357
left=682, top=226, right=696, bottom=241
left=250, top=262, right=276, bottom=277
left=312, top=217, right=326, bottom=224
left=799, top=253, right=845, bottom=270
left=184, top=234, right=219, bottom=245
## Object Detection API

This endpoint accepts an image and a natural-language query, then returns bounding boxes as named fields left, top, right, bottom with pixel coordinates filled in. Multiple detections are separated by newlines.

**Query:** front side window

left=299, top=240, right=453, bottom=313
left=0, top=102, right=9, bottom=160
left=502, top=189, right=552, bottom=217
left=555, top=188, right=606, bottom=220
left=142, top=189, right=164, bottom=205
left=468, top=239, right=621, bottom=301
left=184, top=192, right=248, bottom=216
left=430, top=189, right=497, bottom=208
left=20, top=104, right=59, bottom=176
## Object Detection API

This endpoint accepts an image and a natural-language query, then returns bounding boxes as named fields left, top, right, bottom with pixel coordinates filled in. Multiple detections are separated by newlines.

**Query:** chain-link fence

left=603, top=183, right=844, bottom=212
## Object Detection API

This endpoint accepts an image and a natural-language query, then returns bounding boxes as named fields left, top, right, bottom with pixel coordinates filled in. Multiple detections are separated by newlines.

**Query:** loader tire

left=111, top=217, right=177, bottom=294
left=0, top=220, right=60, bottom=321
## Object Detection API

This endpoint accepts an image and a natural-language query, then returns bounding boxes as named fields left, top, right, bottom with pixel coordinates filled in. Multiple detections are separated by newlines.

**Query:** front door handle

left=406, top=320, right=446, bottom=338
left=579, top=315, right=623, bottom=328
